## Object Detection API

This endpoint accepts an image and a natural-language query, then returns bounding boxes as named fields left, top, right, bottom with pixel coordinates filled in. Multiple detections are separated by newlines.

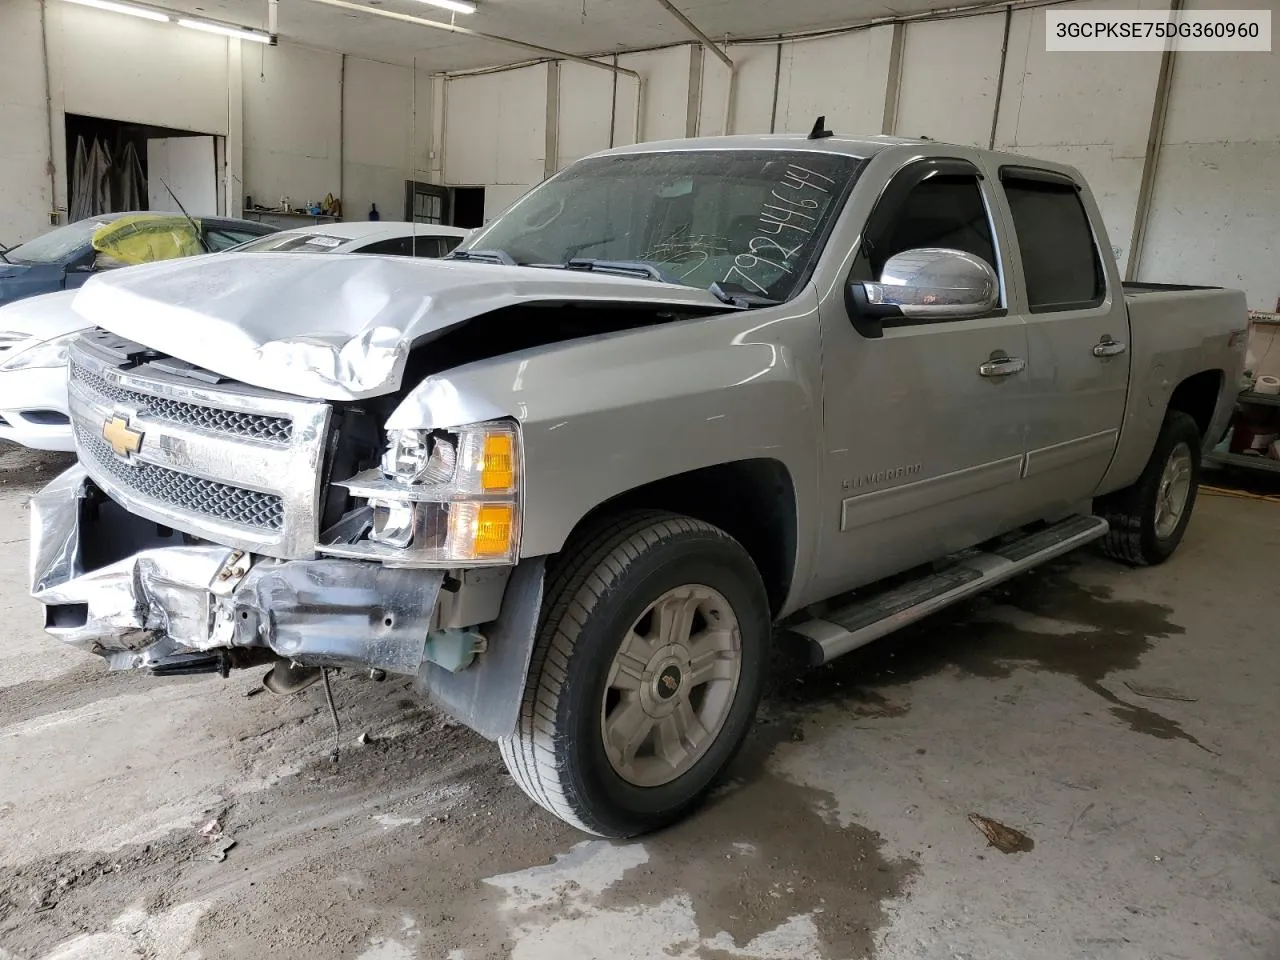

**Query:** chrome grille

left=69, top=360, right=293, bottom=443
left=67, top=332, right=331, bottom=559
left=75, top=424, right=285, bottom=530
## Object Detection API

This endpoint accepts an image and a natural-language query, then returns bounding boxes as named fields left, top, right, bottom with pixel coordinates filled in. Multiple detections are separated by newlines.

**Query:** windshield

left=465, top=149, right=864, bottom=301
left=8, top=219, right=113, bottom=264
left=228, top=232, right=348, bottom=254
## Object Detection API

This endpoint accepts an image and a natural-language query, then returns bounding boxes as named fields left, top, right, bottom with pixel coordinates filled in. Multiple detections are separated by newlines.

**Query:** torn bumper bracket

left=30, top=467, right=446, bottom=677
left=231, top=560, right=445, bottom=676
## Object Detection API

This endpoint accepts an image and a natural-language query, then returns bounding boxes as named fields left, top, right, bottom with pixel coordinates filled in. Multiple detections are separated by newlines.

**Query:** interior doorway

left=450, top=188, right=486, bottom=229
left=64, top=114, right=222, bottom=221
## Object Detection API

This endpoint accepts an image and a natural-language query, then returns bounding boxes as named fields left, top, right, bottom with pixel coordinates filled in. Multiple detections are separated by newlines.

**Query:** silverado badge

left=102, top=414, right=144, bottom=458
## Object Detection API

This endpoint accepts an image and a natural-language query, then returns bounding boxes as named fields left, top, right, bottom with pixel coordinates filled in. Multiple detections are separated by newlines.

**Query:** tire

left=1096, top=410, right=1201, bottom=566
left=498, top=510, right=771, bottom=837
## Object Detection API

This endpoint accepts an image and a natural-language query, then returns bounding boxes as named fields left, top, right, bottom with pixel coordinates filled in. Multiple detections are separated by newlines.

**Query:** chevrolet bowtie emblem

left=102, top=414, right=144, bottom=458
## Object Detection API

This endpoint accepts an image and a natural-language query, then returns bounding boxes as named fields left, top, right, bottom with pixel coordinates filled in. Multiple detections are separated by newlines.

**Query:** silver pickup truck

left=30, top=131, right=1247, bottom=837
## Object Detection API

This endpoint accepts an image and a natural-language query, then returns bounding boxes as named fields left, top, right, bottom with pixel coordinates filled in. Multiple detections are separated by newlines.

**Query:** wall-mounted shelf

left=242, top=209, right=340, bottom=228
left=1236, top=390, right=1280, bottom=408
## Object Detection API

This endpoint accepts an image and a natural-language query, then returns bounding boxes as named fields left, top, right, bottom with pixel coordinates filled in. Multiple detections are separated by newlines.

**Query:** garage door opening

left=64, top=113, right=223, bottom=222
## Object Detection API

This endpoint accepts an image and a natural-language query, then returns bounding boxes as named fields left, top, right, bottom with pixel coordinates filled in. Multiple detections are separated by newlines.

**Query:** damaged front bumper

left=30, top=467, right=544, bottom=739
left=31, top=465, right=447, bottom=675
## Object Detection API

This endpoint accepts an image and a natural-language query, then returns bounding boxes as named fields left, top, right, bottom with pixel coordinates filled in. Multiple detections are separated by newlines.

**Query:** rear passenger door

left=813, top=158, right=1032, bottom=601
left=996, top=167, right=1128, bottom=516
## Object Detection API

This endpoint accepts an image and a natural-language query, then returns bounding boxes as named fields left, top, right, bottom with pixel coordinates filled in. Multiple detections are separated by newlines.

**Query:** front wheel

left=1096, top=410, right=1202, bottom=565
left=499, top=511, right=770, bottom=837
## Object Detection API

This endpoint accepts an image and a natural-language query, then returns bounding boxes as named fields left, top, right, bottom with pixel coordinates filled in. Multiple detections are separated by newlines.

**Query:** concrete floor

left=0, top=449, right=1278, bottom=960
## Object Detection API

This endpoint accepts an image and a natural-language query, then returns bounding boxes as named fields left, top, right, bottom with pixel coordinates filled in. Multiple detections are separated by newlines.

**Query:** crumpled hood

left=69, top=253, right=724, bottom=400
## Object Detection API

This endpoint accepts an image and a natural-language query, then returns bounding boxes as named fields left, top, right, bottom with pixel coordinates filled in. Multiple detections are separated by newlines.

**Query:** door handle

left=978, top=354, right=1026, bottom=378
left=1093, top=335, right=1127, bottom=358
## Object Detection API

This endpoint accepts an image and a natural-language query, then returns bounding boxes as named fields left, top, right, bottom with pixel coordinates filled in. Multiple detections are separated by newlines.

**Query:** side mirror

left=846, top=247, right=999, bottom=339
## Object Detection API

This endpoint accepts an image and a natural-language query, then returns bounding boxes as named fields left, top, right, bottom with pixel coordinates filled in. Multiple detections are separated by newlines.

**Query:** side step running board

left=790, top=514, right=1109, bottom=665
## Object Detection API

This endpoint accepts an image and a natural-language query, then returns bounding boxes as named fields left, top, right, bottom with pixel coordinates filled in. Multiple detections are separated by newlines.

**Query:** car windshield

left=7, top=218, right=114, bottom=264
left=464, top=149, right=865, bottom=301
left=228, top=232, right=348, bottom=254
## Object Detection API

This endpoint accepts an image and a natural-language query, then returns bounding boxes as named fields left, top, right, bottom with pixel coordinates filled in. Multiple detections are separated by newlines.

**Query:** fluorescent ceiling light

left=176, top=17, right=274, bottom=42
left=63, top=0, right=170, bottom=22
left=409, top=0, right=477, bottom=14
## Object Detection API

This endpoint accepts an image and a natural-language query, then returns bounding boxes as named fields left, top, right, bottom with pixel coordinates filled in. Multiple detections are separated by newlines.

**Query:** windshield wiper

left=562, top=236, right=615, bottom=260
left=564, top=258, right=667, bottom=282
left=445, top=248, right=519, bottom=265
left=708, top=281, right=780, bottom=309
left=0, top=241, right=11, bottom=265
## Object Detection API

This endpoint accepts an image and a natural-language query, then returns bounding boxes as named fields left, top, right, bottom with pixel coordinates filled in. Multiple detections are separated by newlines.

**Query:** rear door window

left=411, top=237, right=446, bottom=258
left=205, top=229, right=267, bottom=251
left=1002, top=177, right=1105, bottom=312
left=358, top=237, right=415, bottom=257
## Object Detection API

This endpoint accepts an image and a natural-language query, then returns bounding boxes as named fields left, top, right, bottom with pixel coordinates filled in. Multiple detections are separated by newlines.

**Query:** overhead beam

left=651, top=0, right=733, bottom=68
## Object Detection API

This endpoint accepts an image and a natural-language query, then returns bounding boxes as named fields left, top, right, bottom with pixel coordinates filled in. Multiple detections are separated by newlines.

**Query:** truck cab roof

left=592, top=132, right=1087, bottom=185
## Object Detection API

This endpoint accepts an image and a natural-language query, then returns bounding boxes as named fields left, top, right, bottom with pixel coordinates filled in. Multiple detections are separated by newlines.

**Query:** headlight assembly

left=0, top=331, right=82, bottom=371
left=326, top=421, right=522, bottom=567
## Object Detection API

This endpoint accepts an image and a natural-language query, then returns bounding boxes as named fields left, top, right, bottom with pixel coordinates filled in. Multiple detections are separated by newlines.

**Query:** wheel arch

left=1167, top=368, right=1225, bottom=442
left=561, top=458, right=799, bottom=619
left=1098, top=365, right=1230, bottom=497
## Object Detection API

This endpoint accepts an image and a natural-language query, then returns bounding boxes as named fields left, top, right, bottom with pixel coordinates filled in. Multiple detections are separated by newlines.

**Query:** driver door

left=810, top=157, right=1033, bottom=601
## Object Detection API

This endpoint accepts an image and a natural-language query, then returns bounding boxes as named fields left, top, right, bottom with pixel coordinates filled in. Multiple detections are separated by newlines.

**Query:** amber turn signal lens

left=472, top=504, right=515, bottom=557
left=481, top=433, right=516, bottom=491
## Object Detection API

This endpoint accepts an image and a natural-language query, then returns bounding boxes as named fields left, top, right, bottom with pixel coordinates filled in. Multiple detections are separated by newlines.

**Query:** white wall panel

left=558, top=61, right=615, bottom=169
left=344, top=58, right=417, bottom=221
left=774, top=28, right=894, bottom=137
left=994, top=0, right=1168, bottom=275
left=611, top=72, right=641, bottom=149
left=444, top=64, right=548, bottom=195
left=1141, top=0, right=1280, bottom=310
left=0, top=0, right=54, bottom=243
left=242, top=45, right=342, bottom=211
left=618, top=47, right=693, bottom=143
left=895, top=15, right=1005, bottom=145
left=699, top=43, right=779, bottom=136
left=57, top=5, right=230, bottom=136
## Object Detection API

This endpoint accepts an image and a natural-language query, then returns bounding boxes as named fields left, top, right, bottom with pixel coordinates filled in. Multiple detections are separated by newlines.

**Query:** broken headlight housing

left=324, top=421, right=521, bottom=567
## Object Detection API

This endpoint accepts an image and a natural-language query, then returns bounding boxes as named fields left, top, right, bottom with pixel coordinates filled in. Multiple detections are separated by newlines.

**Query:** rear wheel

left=1097, top=410, right=1201, bottom=565
left=498, top=511, right=770, bottom=837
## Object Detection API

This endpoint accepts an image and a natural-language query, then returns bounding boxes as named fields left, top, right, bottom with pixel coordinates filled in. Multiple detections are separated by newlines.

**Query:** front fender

left=385, top=289, right=824, bottom=570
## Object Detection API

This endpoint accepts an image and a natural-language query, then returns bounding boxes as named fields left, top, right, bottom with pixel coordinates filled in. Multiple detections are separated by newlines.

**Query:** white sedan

left=0, top=222, right=473, bottom=452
